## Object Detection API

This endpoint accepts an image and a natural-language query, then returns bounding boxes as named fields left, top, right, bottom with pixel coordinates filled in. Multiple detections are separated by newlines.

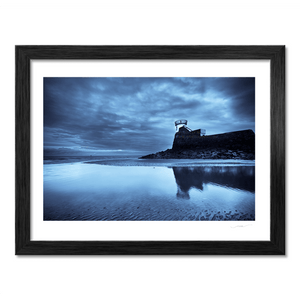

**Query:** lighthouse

left=175, top=119, right=188, bottom=132
left=174, top=120, right=206, bottom=136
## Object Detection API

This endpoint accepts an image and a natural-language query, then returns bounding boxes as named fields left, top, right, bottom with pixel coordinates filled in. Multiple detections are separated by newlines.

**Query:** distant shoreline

left=85, top=158, right=254, bottom=167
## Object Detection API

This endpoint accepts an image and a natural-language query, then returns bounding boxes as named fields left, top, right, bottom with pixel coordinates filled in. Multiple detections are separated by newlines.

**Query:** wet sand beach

left=44, top=157, right=255, bottom=221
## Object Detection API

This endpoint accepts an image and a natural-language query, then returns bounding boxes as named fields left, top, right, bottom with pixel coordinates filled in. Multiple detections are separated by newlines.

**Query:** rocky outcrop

left=172, top=128, right=255, bottom=152
left=139, top=129, right=255, bottom=160
left=139, top=148, right=254, bottom=160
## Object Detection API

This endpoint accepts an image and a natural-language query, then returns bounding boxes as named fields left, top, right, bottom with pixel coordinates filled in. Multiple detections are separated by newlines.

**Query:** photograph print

left=43, top=77, right=255, bottom=221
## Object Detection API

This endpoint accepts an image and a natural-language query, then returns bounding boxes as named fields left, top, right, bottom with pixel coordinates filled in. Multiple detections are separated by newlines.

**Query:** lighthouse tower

left=174, top=119, right=206, bottom=136
left=175, top=119, right=188, bottom=132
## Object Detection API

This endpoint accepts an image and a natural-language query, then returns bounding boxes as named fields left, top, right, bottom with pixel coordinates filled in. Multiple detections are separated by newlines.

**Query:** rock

left=139, top=130, right=255, bottom=160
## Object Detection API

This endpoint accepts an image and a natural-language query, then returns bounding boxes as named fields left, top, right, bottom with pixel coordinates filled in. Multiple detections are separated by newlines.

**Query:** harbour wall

left=172, top=129, right=255, bottom=152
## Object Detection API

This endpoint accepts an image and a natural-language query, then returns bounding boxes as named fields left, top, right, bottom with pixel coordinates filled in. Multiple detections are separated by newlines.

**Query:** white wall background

left=0, top=1, right=298, bottom=299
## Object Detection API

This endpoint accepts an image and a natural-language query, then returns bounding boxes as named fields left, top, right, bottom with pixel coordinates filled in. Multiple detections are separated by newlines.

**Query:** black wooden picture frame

left=15, top=45, right=285, bottom=255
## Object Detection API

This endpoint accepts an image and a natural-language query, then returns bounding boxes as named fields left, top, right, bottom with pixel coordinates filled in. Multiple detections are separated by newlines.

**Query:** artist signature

left=230, top=224, right=253, bottom=228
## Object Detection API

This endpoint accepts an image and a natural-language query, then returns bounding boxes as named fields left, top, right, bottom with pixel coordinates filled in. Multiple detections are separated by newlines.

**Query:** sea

left=43, top=155, right=255, bottom=221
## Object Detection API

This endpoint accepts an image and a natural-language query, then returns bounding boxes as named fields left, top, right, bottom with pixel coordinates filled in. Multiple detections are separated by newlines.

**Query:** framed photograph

left=16, top=46, right=285, bottom=255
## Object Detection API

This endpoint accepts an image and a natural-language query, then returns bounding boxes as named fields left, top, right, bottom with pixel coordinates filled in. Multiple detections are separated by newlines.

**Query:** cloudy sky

left=44, top=77, right=255, bottom=156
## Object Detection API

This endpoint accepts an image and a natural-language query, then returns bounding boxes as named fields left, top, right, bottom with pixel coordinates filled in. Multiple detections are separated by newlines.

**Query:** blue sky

left=44, top=77, right=255, bottom=156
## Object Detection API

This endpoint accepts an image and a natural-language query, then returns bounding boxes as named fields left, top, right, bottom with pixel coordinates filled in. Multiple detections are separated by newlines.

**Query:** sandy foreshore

left=44, top=160, right=255, bottom=221
left=188, top=210, right=254, bottom=221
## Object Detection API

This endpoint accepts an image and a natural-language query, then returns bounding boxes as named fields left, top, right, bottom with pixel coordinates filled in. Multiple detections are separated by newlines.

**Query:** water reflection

left=172, top=166, right=255, bottom=199
left=44, top=163, right=255, bottom=221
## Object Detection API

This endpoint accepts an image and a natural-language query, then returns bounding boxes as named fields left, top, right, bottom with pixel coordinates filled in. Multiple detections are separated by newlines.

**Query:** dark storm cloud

left=44, top=77, right=255, bottom=155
